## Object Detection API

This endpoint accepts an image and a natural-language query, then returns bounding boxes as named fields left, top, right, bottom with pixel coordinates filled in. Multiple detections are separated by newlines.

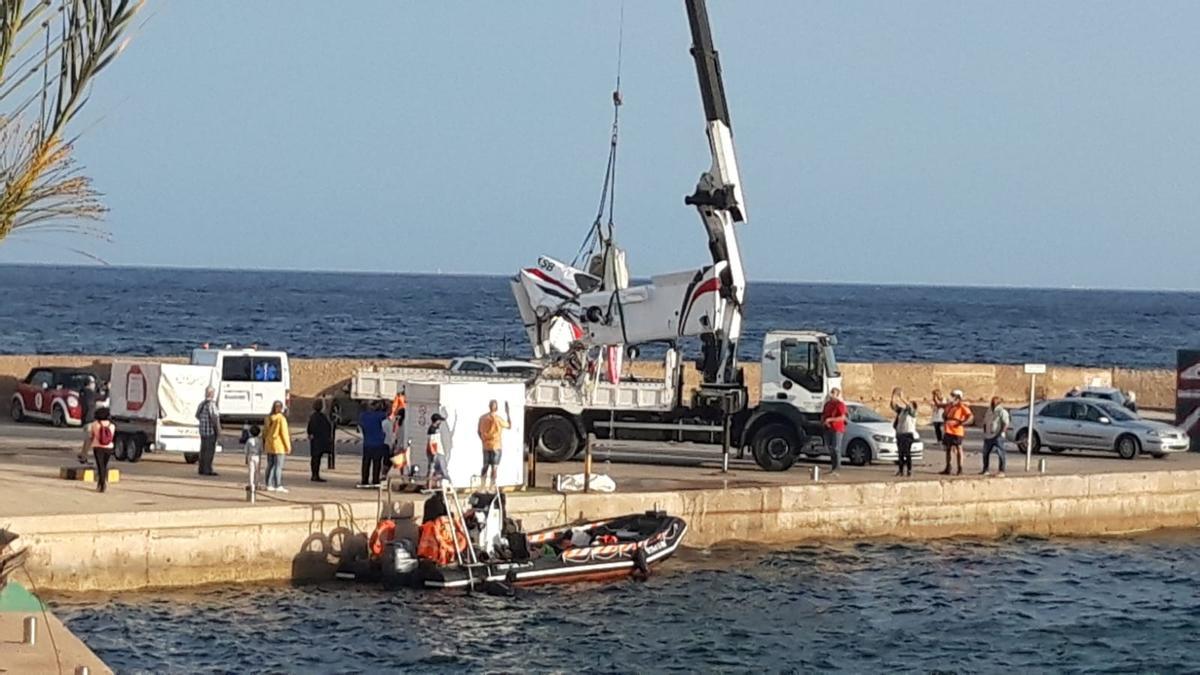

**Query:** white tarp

left=404, top=380, right=526, bottom=489
left=158, top=364, right=218, bottom=426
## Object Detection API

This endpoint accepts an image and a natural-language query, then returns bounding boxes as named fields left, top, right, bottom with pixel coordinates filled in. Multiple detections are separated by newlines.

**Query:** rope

left=572, top=1, right=626, bottom=269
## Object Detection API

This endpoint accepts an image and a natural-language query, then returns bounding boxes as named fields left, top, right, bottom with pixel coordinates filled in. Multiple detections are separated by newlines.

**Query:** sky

left=2, top=1, right=1198, bottom=290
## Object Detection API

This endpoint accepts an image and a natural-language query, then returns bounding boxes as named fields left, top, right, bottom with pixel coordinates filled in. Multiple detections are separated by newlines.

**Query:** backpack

left=96, top=422, right=114, bottom=447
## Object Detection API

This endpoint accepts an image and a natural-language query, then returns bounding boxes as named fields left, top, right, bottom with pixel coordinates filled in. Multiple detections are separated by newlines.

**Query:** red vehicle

left=9, top=367, right=96, bottom=427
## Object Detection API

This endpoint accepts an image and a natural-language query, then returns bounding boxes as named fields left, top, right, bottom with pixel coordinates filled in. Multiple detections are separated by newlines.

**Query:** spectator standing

left=263, top=400, right=292, bottom=492
left=890, top=388, right=918, bottom=477
left=82, top=407, right=117, bottom=493
left=478, top=400, right=511, bottom=490
left=80, top=378, right=98, bottom=425
left=306, top=400, right=333, bottom=483
left=980, top=396, right=1011, bottom=477
left=931, top=389, right=947, bottom=443
left=425, top=413, right=449, bottom=489
left=940, top=389, right=974, bottom=476
left=195, top=387, right=222, bottom=477
left=821, top=388, right=848, bottom=473
left=358, top=401, right=389, bottom=488
left=1125, top=391, right=1138, bottom=413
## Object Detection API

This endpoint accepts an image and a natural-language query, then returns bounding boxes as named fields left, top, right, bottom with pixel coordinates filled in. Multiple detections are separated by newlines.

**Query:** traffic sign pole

left=1023, top=364, right=1045, bottom=472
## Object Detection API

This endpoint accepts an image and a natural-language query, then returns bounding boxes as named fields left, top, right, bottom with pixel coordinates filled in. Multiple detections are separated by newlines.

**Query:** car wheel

left=9, top=398, right=24, bottom=423
left=184, top=452, right=200, bottom=465
left=1015, top=429, right=1041, bottom=454
left=751, top=423, right=800, bottom=472
left=531, top=415, right=581, bottom=462
left=846, top=439, right=871, bottom=467
left=51, top=406, right=67, bottom=428
left=1116, top=434, right=1140, bottom=460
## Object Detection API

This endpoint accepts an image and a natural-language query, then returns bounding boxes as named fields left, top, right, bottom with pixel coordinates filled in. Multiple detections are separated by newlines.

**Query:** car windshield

left=1094, top=401, right=1137, bottom=422
left=849, top=405, right=889, bottom=424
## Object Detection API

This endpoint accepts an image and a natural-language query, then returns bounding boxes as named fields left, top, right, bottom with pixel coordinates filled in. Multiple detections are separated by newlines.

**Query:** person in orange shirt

left=940, top=389, right=974, bottom=476
left=477, top=400, right=511, bottom=490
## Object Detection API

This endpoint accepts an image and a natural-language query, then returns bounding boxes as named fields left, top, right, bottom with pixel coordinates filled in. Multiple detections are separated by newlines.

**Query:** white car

left=448, top=357, right=542, bottom=381
left=817, top=402, right=926, bottom=466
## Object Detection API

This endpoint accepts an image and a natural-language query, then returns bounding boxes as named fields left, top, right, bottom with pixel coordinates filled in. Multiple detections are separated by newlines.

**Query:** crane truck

left=354, top=0, right=842, bottom=471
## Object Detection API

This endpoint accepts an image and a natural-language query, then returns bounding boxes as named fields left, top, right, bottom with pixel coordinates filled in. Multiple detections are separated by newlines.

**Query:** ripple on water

left=50, top=533, right=1200, bottom=673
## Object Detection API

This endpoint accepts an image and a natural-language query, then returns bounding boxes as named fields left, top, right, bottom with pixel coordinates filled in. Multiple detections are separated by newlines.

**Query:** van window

left=222, top=356, right=253, bottom=382
left=253, top=357, right=282, bottom=382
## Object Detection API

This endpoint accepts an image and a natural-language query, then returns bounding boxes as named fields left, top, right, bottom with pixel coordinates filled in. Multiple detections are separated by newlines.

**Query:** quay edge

left=7, top=469, right=1200, bottom=593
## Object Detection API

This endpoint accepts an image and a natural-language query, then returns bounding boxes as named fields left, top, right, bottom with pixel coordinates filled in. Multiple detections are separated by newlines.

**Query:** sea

left=52, top=534, right=1200, bottom=673
left=2, top=264, right=1199, bottom=368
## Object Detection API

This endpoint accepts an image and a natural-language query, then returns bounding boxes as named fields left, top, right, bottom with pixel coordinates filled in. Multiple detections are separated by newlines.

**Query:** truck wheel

left=51, top=406, right=67, bottom=428
left=846, top=439, right=871, bottom=466
left=531, top=415, right=580, bottom=462
left=10, top=398, right=24, bottom=422
left=114, top=435, right=129, bottom=461
left=751, top=423, right=799, bottom=472
left=184, top=453, right=200, bottom=465
left=127, top=434, right=146, bottom=463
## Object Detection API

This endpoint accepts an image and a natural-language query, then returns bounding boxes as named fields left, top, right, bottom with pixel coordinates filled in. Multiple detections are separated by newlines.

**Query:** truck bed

left=350, top=366, right=676, bottom=414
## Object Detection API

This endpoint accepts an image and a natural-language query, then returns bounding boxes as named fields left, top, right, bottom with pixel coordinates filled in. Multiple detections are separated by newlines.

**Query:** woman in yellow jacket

left=263, top=401, right=292, bottom=493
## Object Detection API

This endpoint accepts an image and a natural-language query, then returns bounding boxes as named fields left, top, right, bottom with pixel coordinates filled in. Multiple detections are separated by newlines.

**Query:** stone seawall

left=0, top=355, right=1176, bottom=421
left=9, top=469, right=1200, bottom=592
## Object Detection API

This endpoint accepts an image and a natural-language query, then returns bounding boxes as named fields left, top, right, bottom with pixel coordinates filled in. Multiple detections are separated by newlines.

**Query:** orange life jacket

left=416, top=516, right=467, bottom=565
left=368, top=518, right=396, bottom=559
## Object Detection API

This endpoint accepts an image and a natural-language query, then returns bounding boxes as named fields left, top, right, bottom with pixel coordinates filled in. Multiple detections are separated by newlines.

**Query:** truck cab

left=759, top=330, right=841, bottom=415
left=190, top=347, right=290, bottom=421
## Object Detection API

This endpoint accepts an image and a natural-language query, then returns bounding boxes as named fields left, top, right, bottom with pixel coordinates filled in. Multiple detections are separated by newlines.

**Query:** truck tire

left=531, top=415, right=581, bottom=462
left=113, top=435, right=129, bottom=461
left=751, top=423, right=800, bottom=472
left=184, top=453, right=200, bottom=465
left=127, top=434, right=146, bottom=463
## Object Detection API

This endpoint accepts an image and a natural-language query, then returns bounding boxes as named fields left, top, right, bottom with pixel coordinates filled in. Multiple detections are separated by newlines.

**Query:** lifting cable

left=572, top=1, right=625, bottom=270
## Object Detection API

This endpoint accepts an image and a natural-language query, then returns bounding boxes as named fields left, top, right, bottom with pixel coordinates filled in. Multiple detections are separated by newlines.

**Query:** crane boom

left=510, top=0, right=750, bottom=387
left=683, top=0, right=747, bottom=386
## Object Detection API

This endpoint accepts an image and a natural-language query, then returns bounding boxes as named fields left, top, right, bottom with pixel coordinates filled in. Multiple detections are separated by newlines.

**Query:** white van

left=190, top=347, right=291, bottom=421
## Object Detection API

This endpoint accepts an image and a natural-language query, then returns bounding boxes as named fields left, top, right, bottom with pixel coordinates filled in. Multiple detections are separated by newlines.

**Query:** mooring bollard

left=810, top=465, right=820, bottom=482
left=1038, top=458, right=1047, bottom=474
left=245, top=484, right=256, bottom=504
left=75, top=667, right=90, bottom=675
left=22, top=616, right=36, bottom=646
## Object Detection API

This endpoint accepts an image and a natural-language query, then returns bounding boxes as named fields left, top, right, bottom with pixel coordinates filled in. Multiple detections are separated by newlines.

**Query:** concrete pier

left=0, top=582, right=111, bottom=674
left=4, top=430, right=1200, bottom=591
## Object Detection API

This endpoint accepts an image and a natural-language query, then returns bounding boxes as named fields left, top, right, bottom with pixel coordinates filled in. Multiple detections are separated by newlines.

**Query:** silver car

left=1006, top=398, right=1188, bottom=459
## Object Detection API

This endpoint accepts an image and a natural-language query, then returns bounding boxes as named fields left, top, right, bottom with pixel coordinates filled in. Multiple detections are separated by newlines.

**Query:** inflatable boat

left=356, top=491, right=687, bottom=591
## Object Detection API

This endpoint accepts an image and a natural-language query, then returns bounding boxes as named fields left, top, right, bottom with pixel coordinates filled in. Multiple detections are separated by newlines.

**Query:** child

left=425, top=413, right=448, bottom=490
left=245, top=425, right=263, bottom=493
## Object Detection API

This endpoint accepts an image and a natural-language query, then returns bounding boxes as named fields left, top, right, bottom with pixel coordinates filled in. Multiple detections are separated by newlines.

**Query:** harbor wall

left=0, top=355, right=1176, bottom=421
left=9, top=469, right=1200, bottom=592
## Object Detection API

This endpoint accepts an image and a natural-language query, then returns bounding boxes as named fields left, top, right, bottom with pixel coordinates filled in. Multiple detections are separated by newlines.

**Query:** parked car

left=1077, top=386, right=1137, bottom=411
left=806, top=402, right=925, bottom=466
left=9, top=367, right=97, bottom=427
left=1007, top=398, right=1188, bottom=459
left=448, top=357, right=542, bottom=381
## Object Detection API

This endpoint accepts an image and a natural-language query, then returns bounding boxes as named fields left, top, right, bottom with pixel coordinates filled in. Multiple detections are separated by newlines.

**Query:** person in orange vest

left=940, top=389, right=974, bottom=476
left=477, top=399, right=511, bottom=490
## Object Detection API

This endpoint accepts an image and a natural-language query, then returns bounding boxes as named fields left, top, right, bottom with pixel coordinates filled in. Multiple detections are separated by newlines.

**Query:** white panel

left=404, top=381, right=526, bottom=489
